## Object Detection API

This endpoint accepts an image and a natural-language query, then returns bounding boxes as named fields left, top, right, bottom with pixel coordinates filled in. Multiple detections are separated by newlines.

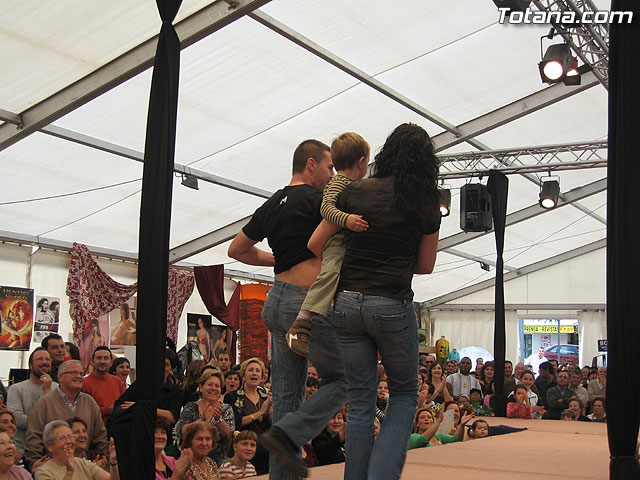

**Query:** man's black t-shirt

left=243, top=184, right=323, bottom=274
left=336, top=177, right=440, bottom=299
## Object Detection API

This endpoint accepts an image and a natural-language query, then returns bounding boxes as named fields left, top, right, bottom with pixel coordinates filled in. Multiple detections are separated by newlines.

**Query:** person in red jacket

left=82, top=347, right=125, bottom=425
left=507, top=385, right=533, bottom=419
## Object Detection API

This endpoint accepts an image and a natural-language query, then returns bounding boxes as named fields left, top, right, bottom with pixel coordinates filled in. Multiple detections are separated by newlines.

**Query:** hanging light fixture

left=539, top=177, right=560, bottom=209
left=438, top=188, right=452, bottom=217
left=539, top=43, right=572, bottom=84
left=181, top=174, right=199, bottom=190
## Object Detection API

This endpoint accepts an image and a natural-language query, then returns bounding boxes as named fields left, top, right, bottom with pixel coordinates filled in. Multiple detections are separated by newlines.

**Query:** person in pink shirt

left=507, top=385, right=533, bottom=419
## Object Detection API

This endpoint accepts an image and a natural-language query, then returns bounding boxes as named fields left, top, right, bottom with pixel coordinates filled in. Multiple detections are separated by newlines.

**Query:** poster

left=33, top=295, right=60, bottom=344
left=187, top=313, right=214, bottom=363
left=109, top=296, right=136, bottom=347
left=0, top=286, right=34, bottom=350
left=79, top=313, right=110, bottom=371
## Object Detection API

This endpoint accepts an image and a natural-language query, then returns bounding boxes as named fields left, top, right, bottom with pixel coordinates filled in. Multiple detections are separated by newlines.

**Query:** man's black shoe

left=260, top=427, right=308, bottom=478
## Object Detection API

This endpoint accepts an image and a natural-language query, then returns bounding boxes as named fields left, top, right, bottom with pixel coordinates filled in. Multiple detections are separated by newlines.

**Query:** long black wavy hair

left=372, top=123, right=439, bottom=223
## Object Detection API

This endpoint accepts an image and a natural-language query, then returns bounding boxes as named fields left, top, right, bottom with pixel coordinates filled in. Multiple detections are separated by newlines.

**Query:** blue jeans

left=330, top=291, right=418, bottom=480
left=262, top=281, right=347, bottom=480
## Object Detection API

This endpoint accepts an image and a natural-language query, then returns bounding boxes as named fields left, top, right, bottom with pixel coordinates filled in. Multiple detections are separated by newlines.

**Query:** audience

left=67, top=416, right=106, bottom=468
left=427, top=362, right=453, bottom=405
left=507, top=386, right=533, bottom=419
left=181, top=360, right=207, bottom=407
left=568, top=370, right=589, bottom=409
left=535, top=362, right=556, bottom=410
left=311, top=411, right=346, bottom=466
left=218, top=430, right=258, bottom=479
left=479, top=361, right=495, bottom=397
left=26, top=360, right=108, bottom=468
left=374, top=380, right=389, bottom=424
left=81, top=347, right=125, bottom=425
left=223, top=371, right=241, bottom=396
left=172, top=421, right=219, bottom=480
left=467, top=419, right=489, bottom=440
left=108, top=358, right=131, bottom=388
left=154, top=418, right=177, bottom=480
left=545, top=371, right=576, bottom=420
left=0, top=425, right=31, bottom=479
left=587, top=366, right=606, bottom=403
left=447, top=357, right=481, bottom=399
left=41, top=335, right=66, bottom=384
left=568, top=398, right=590, bottom=422
left=587, top=398, right=607, bottom=422
left=518, top=371, right=546, bottom=419
left=7, top=348, right=56, bottom=451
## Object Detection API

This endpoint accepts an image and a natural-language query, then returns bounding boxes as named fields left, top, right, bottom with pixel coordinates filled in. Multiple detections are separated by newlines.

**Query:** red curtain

left=194, top=265, right=241, bottom=361
left=239, top=283, right=270, bottom=363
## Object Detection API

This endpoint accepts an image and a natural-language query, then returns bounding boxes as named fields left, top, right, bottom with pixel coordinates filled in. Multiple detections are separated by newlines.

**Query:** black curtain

left=607, top=1, right=640, bottom=478
left=112, top=1, right=182, bottom=478
left=488, top=170, right=508, bottom=417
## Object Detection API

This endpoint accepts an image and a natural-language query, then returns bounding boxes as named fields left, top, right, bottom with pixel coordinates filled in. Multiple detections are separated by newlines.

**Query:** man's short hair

left=42, top=334, right=63, bottom=350
left=330, top=132, right=370, bottom=171
left=28, top=347, right=48, bottom=366
left=217, top=350, right=230, bottom=359
left=292, top=140, right=330, bottom=174
left=539, top=361, right=555, bottom=375
left=43, top=420, right=70, bottom=444
left=58, top=360, right=82, bottom=376
left=92, top=345, right=112, bottom=360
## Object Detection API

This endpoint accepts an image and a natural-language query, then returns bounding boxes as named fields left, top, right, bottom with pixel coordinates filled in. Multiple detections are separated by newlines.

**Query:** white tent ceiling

left=0, top=0, right=609, bottom=304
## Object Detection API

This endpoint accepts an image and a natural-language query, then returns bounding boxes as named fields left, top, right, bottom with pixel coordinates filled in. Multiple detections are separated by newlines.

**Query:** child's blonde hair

left=331, top=132, right=370, bottom=171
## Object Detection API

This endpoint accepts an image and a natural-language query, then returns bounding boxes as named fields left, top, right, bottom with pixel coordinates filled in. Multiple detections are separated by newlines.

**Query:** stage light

left=539, top=178, right=560, bottom=209
left=438, top=188, right=451, bottom=217
left=181, top=174, right=199, bottom=190
left=539, top=43, right=572, bottom=84
left=563, top=57, right=581, bottom=85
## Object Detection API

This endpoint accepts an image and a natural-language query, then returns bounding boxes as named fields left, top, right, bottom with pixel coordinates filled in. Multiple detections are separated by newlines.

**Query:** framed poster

left=0, top=286, right=34, bottom=350
left=33, top=295, right=60, bottom=344
left=110, top=297, right=137, bottom=347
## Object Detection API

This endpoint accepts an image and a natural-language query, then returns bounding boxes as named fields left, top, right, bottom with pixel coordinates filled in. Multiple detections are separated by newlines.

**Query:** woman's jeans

left=330, top=291, right=418, bottom=480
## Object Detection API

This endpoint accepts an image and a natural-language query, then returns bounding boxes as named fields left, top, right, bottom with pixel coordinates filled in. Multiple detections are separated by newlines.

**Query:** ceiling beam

left=428, top=303, right=606, bottom=311
left=438, top=177, right=606, bottom=251
left=423, top=238, right=606, bottom=308
left=0, top=0, right=271, bottom=153
left=431, top=70, right=599, bottom=153
left=443, top=248, right=518, bottom=272
left=168, top=216, right=252, bottom=264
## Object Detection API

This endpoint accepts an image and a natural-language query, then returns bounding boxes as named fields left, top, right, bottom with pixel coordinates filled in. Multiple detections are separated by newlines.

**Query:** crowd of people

left=0, top=126, right=610, bottom=480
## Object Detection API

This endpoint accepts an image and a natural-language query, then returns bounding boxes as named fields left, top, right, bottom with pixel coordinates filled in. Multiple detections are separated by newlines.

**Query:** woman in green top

left=407, top=407, right=474, bottom=450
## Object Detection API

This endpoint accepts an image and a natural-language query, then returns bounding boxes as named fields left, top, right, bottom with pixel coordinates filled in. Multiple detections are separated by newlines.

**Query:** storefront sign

left=523, top=325, right=576, bottom=334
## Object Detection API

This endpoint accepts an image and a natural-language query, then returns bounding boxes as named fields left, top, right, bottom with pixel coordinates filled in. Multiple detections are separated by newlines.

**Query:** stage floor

left=256, top=417, right=609, bottom=479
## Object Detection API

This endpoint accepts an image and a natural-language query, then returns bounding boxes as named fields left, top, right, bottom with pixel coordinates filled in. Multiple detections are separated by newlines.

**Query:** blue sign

left=597, top=339, right=607, bottom=352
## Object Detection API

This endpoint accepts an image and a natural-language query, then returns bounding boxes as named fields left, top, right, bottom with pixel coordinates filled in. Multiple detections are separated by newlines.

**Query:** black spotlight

left=438, top=188, right=451, bottom=217
left=539, top=179, right=560, bottom=209
left=493, top=0, right=531, bottom=15
left=563, top=57, right=581, bottom=86
left=539, top=43, right=572, bottom=83
left=460, top=183, right=493, bottom=232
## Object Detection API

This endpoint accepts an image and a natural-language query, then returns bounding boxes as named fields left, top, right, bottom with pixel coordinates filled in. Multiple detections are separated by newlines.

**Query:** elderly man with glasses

left=25, top=360, right=108, bottom=469
left=36, top=420, right=119, bottom=479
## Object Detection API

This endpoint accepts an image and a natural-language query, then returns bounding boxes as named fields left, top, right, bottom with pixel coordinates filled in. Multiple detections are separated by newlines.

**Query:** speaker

left=460, top=183, right=493, bottom=232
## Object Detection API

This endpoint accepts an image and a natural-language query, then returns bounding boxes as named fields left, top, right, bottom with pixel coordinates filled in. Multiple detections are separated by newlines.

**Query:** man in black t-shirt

left=228, top=139, right=347, bottom=479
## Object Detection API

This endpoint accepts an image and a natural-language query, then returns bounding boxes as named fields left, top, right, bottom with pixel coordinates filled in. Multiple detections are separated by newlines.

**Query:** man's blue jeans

left=262, top=280, right=347, bottom=480
left=330, top=291, right=419, bottom=480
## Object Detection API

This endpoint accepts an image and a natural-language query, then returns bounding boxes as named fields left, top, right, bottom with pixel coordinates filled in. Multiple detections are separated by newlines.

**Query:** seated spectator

left=467, top=419, right=489, bottom=440
left=82, top=347, right=126, bottom=425
left=374, top=380, right=389, bottom=424
left=26, top=360, right=108, bottom=468
left=0, top=425, right=31, bottom=480
left=223, top=358, right=271, bottom=475
left=479, top=362, right=495, bottom=397
left=376, top=364, right=387, bottom=382
left=445, top=360, right=458, bottom=375
left=581, top=366, right=591, bottom=388
left=518, top=371, right=546, bottom=419
left=7, top=348, right=57, bottom=451
left=108, top=358, right=131, bottom=388
left=507, top=385, right=533, bottom=419
left=305, top=377, right=319, bottom=399
left=568, top=398, right=591, bottom=422
left=561, top=409, right=577, bottom=421
left=569, top=370, right=589, bottom=409
left=172, top=421, right=218, bottom=480
left=447, top=357, right=481, bottom=399
left=216, top=351, right=232, bottom=377
left=42, top=335, right=66, bottom=383
left=35, top=420, right=118, bottom=480
left=181, top=360, right=207, bottom=407
left=154, top=418, right=177, bottom=480
left=408, top=408, right=474, bottom=449
left=218, top=431, right=258, bottom=479
left=373, top=419, right=381, bottom=439
left=311, top=411, right=345, bottom=466
left=174, top=370, right=234, bottom=466
left=223, top=371, right=241, bottom=397
left=417, top=382, right=436, bottom=412
left=545, top=371, right=577, bottom=420
left=469, top=389, right=492, bottom=417
left=307, top=363, right=318, bottom=380
left=535, top=362, right=556, bottom=410
left=587, top=367, right=606, bottom=403
left=427, top=363, right=453, bottom=405
left=68, top=416, right=106, bottom=468
left=587, top=398, right=607, bottom=422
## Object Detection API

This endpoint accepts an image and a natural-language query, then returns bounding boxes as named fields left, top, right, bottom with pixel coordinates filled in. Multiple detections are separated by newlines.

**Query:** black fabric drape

left=607, top=1, right=640, bottom=478
left=487, top=170, right=508, bottom=417
left=111, top=1, right=183, bottom=479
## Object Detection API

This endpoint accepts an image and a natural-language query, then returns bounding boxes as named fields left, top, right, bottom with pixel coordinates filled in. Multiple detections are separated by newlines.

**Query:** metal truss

left=531, top=0, right=609, bottom=89
left=437, top=140, right=607, bottom=179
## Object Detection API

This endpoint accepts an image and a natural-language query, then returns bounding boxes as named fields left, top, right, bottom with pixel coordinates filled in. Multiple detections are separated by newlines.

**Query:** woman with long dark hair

left=310, top=123, right=440, bottom=480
